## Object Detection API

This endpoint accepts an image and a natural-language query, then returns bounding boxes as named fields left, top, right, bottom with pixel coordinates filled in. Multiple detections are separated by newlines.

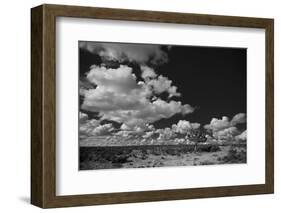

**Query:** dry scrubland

left=79, top=142, right=246, bottom=170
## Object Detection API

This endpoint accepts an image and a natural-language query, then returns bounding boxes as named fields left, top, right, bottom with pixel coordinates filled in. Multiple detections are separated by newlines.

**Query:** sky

left=78, top=41, right=247, bottom=144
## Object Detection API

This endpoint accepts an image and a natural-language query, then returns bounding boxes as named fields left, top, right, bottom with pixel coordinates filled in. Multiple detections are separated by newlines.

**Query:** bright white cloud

left=115, top=128, right=144, bottom=139
left=91, top=123, right=114, bottom=136
left=213, top=126, right=239, bottom=141
left=204, top=116, right=231, bottom=132
left=99, top=99, right=193, bottom=129
left=231, top=113, right=246, bottom=126
left=147, top=75, right=181, bottom=98
left=174, top=138, right=186, bottom=144
left=156, top=128, right=175, bottom=140
left=82, top=65, right=149, bottom=112
left=120, top=123, right=131, bottom=131
left=172, top=120, right=201, bottom=134
left=121, top=123, right=155, bottom=132
left=140, top=65, right=157, bottom=79
left=114, top=130, right=130, bottom=138
left=204, top=113, right=247, bottom=142
left=79, top=112, right=88, bottom=123
left=235, top=130, right=247, bottom=141
left=204, top=113, right=246, bottom=132
left=82, top=86, right=146, bottom=112
left=79, top=42, right=168, bottom=65
left=87, top=65, right=139, bottom=93
left=79, top=42, right=197, bottom=137
left=82, top=65, right=194, bottom=129
left=140, top=66, right=180, bottom=98
left=79, top=118, right=100, bottom=136
left=142, top=131, right=155, bottom=139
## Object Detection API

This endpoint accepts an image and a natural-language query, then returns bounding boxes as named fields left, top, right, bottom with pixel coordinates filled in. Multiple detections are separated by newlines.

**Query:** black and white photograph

left=79, top=41, right=247, bottom=170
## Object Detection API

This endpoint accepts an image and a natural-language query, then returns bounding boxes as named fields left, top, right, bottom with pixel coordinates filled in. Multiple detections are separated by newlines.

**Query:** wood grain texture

left=265, top=20, right=274, bottom=193
left=31, top=4, right=274, bottom=208
left=31, top=5, right=43, bottom=207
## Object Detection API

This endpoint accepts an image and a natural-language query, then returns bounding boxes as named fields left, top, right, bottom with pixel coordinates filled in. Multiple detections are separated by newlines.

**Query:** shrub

left=219, top=146, right=246, bottom=163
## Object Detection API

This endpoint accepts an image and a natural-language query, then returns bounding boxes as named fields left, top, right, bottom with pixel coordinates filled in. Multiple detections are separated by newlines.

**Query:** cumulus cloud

left=79, top=42, right=168, bottom=65
left=81, top=65, right=194, bottom=129
left=100, top=99, right=193, bottom=128
left=154, top=121, right=200, bottom=141
left=117, top=120, right=200, bottom=142
left=82, top=86, right=147, bottom=112
left=121, top=123, right=154, bottom=132
left=114, top=130, right=130, bottom=138
left=204, top=113, right=247, bottom=142
left=140, top=66, right=180, bottom=98
left=79, top=118, right=100, bottom=136
left=79, top=42, right=202, bottom=142
left=115, top=126, right=147, bottom=139
left=204, top=113, right=246, bottom=132
left=140, top=65, right=157, bottom=79
left=147, top=75, right=181, bottom=98
left=120, top=123, right=131, bottom=131
left=204, top=116, right=231, bottom=132
left=87, top=65, right=139, bottom=93
left=91, top=123, right=114, bottom=136
left=156, top=128, right=175, bottom=140
left=213, top=126, right=239, bottom=141
left=82, top=65, right=148, bottom=112
left=80, top=118, right=115, bottom=137
left=231, top=113, right=246, bottom=126
left=142, top=131, right=155, bottom=139
left=172, top=120, right=201, bottom=134
left=235, top=130, right=247, bottom=141
left=79, top=112, right=88, bottom=123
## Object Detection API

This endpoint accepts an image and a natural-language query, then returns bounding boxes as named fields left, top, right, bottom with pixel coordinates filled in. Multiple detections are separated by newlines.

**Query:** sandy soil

left=79, top=144, right=246, bottom=170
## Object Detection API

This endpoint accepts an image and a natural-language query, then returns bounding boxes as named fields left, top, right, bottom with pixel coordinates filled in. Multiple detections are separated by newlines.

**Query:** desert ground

left=79, top=142, right=246, bottom=170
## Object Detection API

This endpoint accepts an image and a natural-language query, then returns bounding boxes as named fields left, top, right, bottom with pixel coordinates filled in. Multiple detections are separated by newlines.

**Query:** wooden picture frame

left=31, top=4, right=274, bottom=208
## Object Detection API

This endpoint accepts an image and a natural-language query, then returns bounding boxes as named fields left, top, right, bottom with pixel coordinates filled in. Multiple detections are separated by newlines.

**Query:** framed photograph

left=31, top=4, right=274, bottom=208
